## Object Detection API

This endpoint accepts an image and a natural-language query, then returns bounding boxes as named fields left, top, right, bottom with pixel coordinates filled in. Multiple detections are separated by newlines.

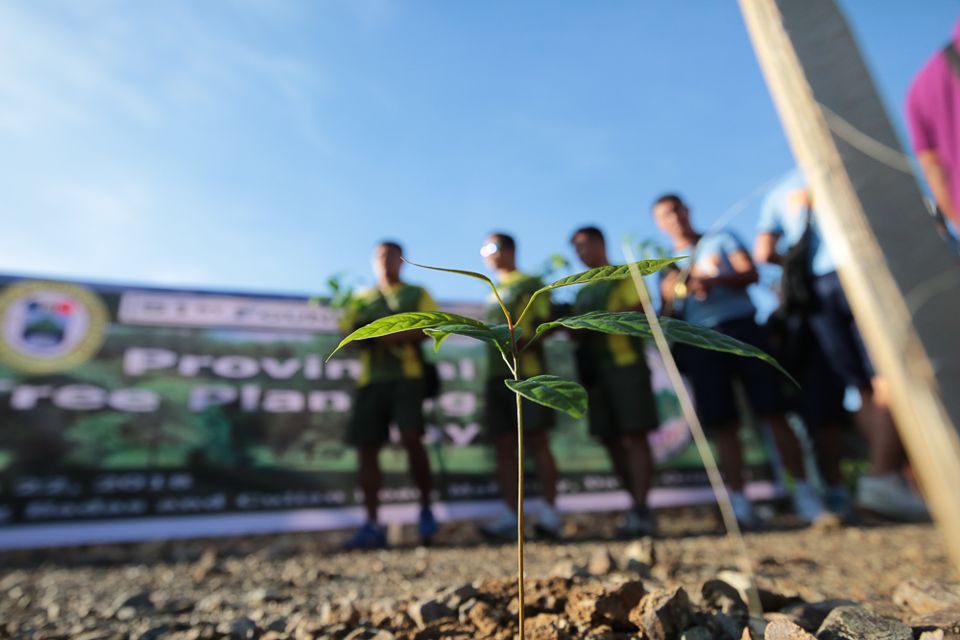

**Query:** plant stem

left=509, top=322, right=525, bottom=640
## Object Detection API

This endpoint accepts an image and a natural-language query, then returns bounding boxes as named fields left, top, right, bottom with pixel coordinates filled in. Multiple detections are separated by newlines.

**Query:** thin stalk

left=508, top=321, right=525, bottom=639
left=621, top=242, right=763, bottom=618
left=515, top=380, right=525, bottom=639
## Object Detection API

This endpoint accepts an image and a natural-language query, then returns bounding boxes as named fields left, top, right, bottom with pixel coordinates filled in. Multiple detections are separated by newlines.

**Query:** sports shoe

left=417, top=506, right=439, bottom=544
left=824, top=485, right=854, bottom=519
left=534, top=504, right=564, bottom=540
left=616, top=506, right=658, bottom=538
left=479, top=511, right=518, bottom=542
left=857, top=472, right=930, bottom=522
left=792, top=480, right=828, bottom=524
left=728, top=490, right=760, bottom=531
left=343, top=521, right=387, bottom=550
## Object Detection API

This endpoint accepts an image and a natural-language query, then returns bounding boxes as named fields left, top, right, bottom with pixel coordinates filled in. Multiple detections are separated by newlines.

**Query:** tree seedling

left=327, top=257, right=792, bottom=638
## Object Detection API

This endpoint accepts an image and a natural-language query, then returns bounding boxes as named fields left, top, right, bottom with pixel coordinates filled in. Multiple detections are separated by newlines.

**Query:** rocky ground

left=1, top=508, right=958, bottom=639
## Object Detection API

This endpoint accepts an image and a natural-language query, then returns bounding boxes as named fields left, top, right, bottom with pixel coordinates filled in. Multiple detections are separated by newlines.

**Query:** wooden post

left=739, top=0, right=960, bottom=570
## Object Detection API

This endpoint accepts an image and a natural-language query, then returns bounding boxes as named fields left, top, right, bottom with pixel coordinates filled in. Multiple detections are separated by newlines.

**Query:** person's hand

left=686, top=275, right=713, bottom=300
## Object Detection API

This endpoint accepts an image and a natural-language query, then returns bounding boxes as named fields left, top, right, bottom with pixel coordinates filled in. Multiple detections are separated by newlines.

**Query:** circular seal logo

left=0, top=281, right=109, bottom=374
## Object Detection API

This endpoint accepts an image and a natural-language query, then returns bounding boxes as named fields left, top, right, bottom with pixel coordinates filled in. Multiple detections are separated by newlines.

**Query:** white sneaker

left=479, top=511, right=518, bottom=542
left=535, top=504, right=564, bottom=540
left=792, top=480, right=827, bottom=524
left=728, top=490, right=760, bottom=530
left=857, top=473, right=930, bottom=522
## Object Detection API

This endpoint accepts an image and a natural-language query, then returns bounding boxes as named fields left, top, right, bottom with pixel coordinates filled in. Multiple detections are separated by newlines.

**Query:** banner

left=0, top=275, right=779, bottom=547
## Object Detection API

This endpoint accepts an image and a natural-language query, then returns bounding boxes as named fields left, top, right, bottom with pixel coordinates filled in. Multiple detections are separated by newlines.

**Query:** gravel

left=0, top=508, right=956, bottom=639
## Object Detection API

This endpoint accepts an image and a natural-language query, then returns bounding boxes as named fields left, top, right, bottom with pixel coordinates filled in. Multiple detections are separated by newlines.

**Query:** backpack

left=779, top=205, right=819, bottom=315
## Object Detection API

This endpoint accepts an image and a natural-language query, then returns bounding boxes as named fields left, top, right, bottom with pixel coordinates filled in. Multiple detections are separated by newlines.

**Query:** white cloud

left=0, top=1, right=331, bottom=142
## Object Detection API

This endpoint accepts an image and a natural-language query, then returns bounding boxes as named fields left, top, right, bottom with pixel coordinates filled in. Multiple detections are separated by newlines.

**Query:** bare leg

left=494, top=434, right=518, bottom=511
left=602, top=434, right=653, bottom=508
left=861, top=377, right=906, bottom=474
left=525, top=431, right=558, bottom=507
left=813, top=422, right=846, bottom=487
left=357, top=446, right=382, bottom=522
left=766, top=414, right=808, bottom=480
left=400, top=431, right=433, bottom=508
left=714, top=423, right=745, bottom=491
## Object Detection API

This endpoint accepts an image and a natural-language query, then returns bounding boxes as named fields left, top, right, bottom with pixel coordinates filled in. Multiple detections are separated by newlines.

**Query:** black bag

left=421, top=360, right=441, bottom=399
left=779, top=206, right=818, bottom=315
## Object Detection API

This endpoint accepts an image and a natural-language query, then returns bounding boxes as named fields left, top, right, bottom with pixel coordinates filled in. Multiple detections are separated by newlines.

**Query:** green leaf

left=536, top=310, right=797, bottom=384
left=504, top=375, right=587, bottom=419
left=327, top=311, right=488, bottom=361
left=424, top=323, right=512, bottom=356
left=542, top=258, right=680, bottom=291
left=515, top=258, right=680, bottom=329
left=404, top=258, right=512, bottom=323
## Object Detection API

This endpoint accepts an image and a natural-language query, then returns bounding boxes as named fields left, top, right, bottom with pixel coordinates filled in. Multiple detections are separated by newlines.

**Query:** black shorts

left=767, top=315, right=847, bottom=429
left=586, top=363, right=659, bottom=438
left=346, top=379, right=425, bottom=447
left=673, top=317, right=786, bottom=430
left=484, top=377, right=555, bottom=440
left=808, top=271, right=873, bottom=389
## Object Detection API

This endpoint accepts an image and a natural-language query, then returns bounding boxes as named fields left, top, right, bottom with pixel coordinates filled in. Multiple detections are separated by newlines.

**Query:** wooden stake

left=739, top=0, right=960, bottom=570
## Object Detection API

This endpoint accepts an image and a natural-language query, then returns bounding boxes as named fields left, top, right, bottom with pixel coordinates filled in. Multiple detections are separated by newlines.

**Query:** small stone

left=458, top=598, right=480, bottom=624
left=910, top=604, right=960, bottom=635
left=138, top=626, right=170, bottom=640
left=247, top=588, right=288, bottom=604
left=221, top=617, right=258, bottom=640
left=587, top=548, right=617, bottom=576
left=407, top=598, right=455, bottom=629
left=716, top=570, right=801, bottom=612
left=681, top=627, right=713, bottom=640
left=438, top=583, right=482, bottom=609
left=702, top=579, right=749, bottom=619
left=629, top=587, right=692, bottom=640
left=115, top=606, right=137, bottom=621
left=893, top=580, right=960, bottom=615
left=816, top=606, right=912, bottom=640
left=467, top=600, right=501, bottom=638
left=780, top=599, right=858, bottom=631
left=549, top=559, right=588, bottom=579
left=161, top=598, right=195, bottom=614
left=566, top=581, right=646, bottom=631
left=918, top=630, right=946, bottom=640
left=764, top=619, right=817, bottom=640
left=318, top=599, right=360, bottom=626
left=624, top=538, right=657, bottom=567
left=265, top=617, right=288, bottom=632
left=119, top=591, right=155, bottom=611
left=707, top=611, right=747, bottom=639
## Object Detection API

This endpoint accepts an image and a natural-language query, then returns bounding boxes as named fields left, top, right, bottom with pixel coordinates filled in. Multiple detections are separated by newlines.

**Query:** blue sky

left=1, top=1, right=956, bottom=302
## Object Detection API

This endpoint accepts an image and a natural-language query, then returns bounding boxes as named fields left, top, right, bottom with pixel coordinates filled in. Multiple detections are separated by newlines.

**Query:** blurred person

left=479, top=232, right=563, bottom=541
left=754, top=171, right=929, bottom=522
left=652, top=194, right=827, bottom=529
left=339, top=241, right=440, bottom=549
left=906, top=19, right=960, bottom=227
left=569, top=225, right=659, bottom=537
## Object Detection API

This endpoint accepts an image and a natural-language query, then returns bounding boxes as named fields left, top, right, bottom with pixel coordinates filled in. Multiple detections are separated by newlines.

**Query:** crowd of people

left=334, top=21, right=959, bottom=551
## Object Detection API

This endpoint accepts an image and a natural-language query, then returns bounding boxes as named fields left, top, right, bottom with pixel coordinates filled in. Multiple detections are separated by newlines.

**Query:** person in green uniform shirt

left=478, top=232, right=563, bottom=541
left=340, top=241, right=439, bottom=549
left=569, top=226, right=660, bottom=537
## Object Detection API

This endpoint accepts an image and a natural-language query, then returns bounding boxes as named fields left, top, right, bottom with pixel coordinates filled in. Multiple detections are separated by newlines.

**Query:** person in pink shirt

left=906, top=19, right=960, bottom=226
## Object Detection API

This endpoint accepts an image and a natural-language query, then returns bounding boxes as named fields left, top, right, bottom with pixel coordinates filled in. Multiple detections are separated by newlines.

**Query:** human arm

left=686, top=249, right=758, bottom=299
left=753, top=231, right=783, bottom=266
